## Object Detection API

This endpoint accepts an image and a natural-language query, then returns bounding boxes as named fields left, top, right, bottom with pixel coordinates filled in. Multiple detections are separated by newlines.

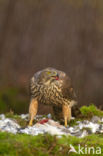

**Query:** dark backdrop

left=0, top=0, right=103, bottom=113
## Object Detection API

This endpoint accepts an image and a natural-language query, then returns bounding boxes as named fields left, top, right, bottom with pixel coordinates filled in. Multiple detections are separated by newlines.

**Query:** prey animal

left=29, top=67, right=77, bottom=127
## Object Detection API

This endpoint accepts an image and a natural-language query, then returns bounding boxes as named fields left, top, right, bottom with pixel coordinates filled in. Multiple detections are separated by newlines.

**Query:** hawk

left=29, top=67, right=77, bottom=127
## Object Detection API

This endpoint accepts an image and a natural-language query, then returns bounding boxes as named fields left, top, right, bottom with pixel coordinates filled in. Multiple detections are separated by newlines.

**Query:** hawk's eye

left=46, top=71, right=51, bottom=75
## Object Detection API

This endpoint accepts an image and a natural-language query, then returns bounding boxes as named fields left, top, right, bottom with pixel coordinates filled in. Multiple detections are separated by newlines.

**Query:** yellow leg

left=64, top=117, right=67, bottom=127
left=29, top=119, right=33, bottom=126
left=62, top=104, right=71, bottom=127
left=29, top=98, right=38, bottom=126
left=67, top=107, right=71, bottom=122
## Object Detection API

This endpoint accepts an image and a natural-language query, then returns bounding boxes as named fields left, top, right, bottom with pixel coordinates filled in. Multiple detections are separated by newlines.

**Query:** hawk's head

left=37, top=68, right=59, bottom=85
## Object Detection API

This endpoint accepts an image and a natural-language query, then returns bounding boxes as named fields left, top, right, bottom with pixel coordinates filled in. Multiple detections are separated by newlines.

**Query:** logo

left=68, top=144, right=101, bottom=155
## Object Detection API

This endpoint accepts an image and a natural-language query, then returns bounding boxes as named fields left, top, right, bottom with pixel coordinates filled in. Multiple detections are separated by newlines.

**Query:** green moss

left=0, top=132, right=103, bottom=156
left=69, top=119, right=79, bottom=127
left=80, top=104, right=103, bottom=118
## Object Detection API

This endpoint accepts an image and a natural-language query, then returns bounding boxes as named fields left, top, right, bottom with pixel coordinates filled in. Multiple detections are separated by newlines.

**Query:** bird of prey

left=29, top=67, right=77, bottom=127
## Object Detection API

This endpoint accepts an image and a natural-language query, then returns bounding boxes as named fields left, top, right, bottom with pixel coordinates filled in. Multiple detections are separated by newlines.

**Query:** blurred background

left=0, top=0, right=103, bottom=114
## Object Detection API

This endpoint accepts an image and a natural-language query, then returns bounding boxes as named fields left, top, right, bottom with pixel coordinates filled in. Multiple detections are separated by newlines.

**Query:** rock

left=20, top=114, right=29, bottom=120
left=91, top=116, right=101, bottom=123
left=71, top=117, right=75, bottom=120
left=47, top=114, right=52, bottom=119
left=19, top=125, right=44, bottom=135
left=80, top=130, right=88, bottom=138
left=0, top=114, right=5, bottom=120
left=61, top=128, right=70, bottom=133
left=79, top=121, right=99, bottom=133
left=0, top=114, right=103, bottom=137
left=100, top=118, right=103, bottom=122
left=0, top=118, right=20, bottom=134
left=97, top=124, right=103, bottom=133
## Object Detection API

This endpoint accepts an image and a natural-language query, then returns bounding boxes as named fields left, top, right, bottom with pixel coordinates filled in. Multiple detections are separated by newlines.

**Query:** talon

left=29, top=120, right=33, bottom=126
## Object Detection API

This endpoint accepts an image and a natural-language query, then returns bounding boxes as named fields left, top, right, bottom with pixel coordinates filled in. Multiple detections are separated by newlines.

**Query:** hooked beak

left=52, top=74, right=59, bottom=80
